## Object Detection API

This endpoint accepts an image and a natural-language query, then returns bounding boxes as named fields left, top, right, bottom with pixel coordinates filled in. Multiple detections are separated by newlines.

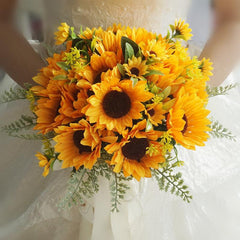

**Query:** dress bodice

left=43, top=0, right=191, bottom=45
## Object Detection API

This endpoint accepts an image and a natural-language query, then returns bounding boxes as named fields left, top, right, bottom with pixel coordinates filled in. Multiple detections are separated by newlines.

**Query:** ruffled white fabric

left=1, top=0, right=240, bottom=239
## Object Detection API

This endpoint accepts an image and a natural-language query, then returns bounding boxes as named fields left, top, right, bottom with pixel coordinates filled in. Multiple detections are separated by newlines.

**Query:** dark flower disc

left=130, top=67, right=140, bottom=76
left=73, top=130, right=92, bottom=153
left=122, top=137, right=149, bottom=162
left=102, top=90, right=131, bottom=118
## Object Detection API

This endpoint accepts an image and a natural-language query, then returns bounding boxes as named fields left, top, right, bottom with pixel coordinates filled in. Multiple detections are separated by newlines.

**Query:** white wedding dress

left=1, top=0, right=240, bottom=239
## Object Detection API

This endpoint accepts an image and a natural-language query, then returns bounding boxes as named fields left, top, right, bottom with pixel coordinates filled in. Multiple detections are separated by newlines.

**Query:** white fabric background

left=1, top=1, right=240, bottom=240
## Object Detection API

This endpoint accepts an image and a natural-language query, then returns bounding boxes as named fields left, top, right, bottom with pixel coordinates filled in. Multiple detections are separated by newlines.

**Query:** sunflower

left=78, top=27, right=103, bottom=39
left=167, top=87, right=211, bottom=150
left=101, top=66, right=121, bottom=79
left=36, top=152, right=52, bottom=177
left=124, top=56, right=148, bottom=79
left=98, top=29, right=124, bottom=61
left=90, top=51, right=119, bottom=83
left=33, top=77, right=71, bottom=131
left=54, top=119, right=101, bottom=170
left=32, top=72, right=49, bottom=88
left=107, top=24, right=124, bottom=34
left=145, top=103, right=167, bottom=126
left=58, top=84, right=88, bottom=122
left=82, top=77, right=153, bottom=133
left=42, top=53, right=68, bottom=81
left=30, top=72, right=50, bottom=97
left=91, top=51, right=119, bottom=72
left=199, top=58, right=213, bottom=78
left=172, top=57, right=209, bottom=101
left=147, top=57, right=186, bottom=93
left=173, top=19, right=192, bottom=41
left=31, top=53, right=67, bottom=95
left=55, top=22, right=70, bottom=45
left=34, top=93, right=63, bottom=134
left=139, top=38, right=170, bottom=60
left=181, top=79, right=209, bottom=102
left=126, top=27, right=156, bottom=45
left=101, top=30, right=118, bottom=52
left=105, top=120, right=164, bottom=181
left=75, top=65, right=95, bottom=89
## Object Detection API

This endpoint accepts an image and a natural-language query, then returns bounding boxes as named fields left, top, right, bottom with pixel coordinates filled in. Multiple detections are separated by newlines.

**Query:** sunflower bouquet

left=3, top=20, right=235, bottom=212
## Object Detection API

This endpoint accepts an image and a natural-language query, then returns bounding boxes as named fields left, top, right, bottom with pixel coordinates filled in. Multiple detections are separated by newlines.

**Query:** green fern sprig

left=77, top=169, right=99, bottom=199
left=58, top=160, right=113, bottom=210
left=209, top=120, right=236, bottom=141
left=58, top=168, right=87, bottom=208
left=7, top=133, right=46, bottom=140
left=110, top=173, right=131, bottom=212
left=0, top=87, right=27, bottom=104
left=152, top=150, right=192, bottom=203
left=152, top=168, right=192, bottom=202
left=206, top=84, right=238, bottom=97
left=59, top=157, right=132, bottom=212
left=1, top=115, right=36, bottom=134
left=1, top=115, right=54, bottom=141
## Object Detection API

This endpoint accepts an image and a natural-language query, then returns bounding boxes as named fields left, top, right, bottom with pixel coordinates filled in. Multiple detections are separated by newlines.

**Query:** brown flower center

left=102, top=90, right=131, bottom=118
left=73, top=130, right=92, bottom=153
left=175, top=29, right=182, bottom=36
left=130, top=67, right=140, bottom=76
left=181, top=114, right=188, bottom=135
left=94, top=68, right=109, bottom=84
left=122, top=137, right=149, bottom=162
left=147, top=108, right=155, bottom=117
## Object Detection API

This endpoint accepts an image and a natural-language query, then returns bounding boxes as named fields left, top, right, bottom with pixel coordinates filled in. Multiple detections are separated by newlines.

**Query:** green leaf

left=162, top=86, right=171, bottom=98
left=79, top=26, right=83, bottom=35
left=130, top=77, right=138, bottom=87
left=56, top=62, right=70, bottom=71
left=173, top=35, right=186, bottom=40
left=72, top=38, right=85, bottom=49
left=70, top=27, right=77, bottom=39
left=91, top=38, right=97, bottom=52
left=170, top=24, right=175, bottom=33
left=166, top=30, right=171, bottom=40
left=125, top=43, right=134, bottom=62
left=50, top=159, right=57, bottom=170
left=121, top=36, right=140, bottom=63
left=144, top=70, right=164, bottom=77
left=136, top=50, right=143, bottom=58
left=146, top=119, right=153, bottom=131
left=146, top=58, right=161, bottom=65
left=117, top=64, right=126, bottom=77
left=53, top=75, right=68, bottom=80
